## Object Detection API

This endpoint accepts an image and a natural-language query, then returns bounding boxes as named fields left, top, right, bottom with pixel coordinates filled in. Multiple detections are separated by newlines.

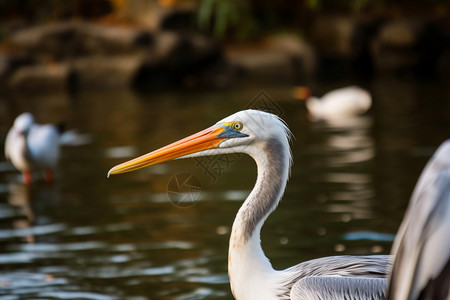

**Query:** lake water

left=0, top=77, right=449, bottom=299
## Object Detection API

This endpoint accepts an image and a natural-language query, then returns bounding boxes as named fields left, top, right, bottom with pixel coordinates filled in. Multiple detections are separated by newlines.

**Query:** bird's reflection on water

left=309, top=116, right=376, bottom=219
left=7, top=183, right=35, bottom=243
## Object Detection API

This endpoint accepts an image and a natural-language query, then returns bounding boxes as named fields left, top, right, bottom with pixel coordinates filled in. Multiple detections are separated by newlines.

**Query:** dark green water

left=0, top=77, right=449, bottom=299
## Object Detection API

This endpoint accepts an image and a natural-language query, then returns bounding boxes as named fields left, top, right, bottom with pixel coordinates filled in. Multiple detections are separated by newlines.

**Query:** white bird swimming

left=108, top=109, right=391, bottom=299
left=294, top=86, right=372, bottom=120
left=5, top=113, right=60, bottom=184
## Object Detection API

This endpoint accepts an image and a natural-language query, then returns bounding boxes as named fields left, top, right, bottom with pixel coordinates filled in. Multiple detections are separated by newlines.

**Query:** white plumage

left=108, top=110, right=390, bottom=300
left=296, top=86, right=372, bottom=120
left=5, top=113, right=60, bottom=184
left=108, top=110, right=449, bottom=299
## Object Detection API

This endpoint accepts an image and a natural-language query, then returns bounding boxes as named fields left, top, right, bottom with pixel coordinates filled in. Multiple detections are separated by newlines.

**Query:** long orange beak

left=107, top=126, right=226, bottom=177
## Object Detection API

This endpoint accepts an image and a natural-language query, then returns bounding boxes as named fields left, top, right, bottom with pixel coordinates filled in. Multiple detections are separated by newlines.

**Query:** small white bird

left=5, top=113, right=60, bottom=185
left=294, top=86, right=372, bottom=120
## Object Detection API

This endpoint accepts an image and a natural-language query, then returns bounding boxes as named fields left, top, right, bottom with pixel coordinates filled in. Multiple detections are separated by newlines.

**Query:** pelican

left=294, top=86, right=371, bottom=120
left=387, top=140, right=450, bottom=300
left=108, top=109, right=391, bottom=299
left=5, top=112, right=60, bottom=184
left=290, top=140, right=450, bottom=300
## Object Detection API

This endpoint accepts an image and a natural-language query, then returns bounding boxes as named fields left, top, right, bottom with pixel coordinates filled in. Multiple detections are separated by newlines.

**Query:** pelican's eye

left=232, top=121, right=243, bottom=131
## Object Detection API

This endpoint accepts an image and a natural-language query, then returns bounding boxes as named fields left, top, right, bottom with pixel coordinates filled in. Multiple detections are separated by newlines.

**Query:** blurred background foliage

left=1, top=0, right=448, bottom=42
left=1, top=0, right=449, bottom=92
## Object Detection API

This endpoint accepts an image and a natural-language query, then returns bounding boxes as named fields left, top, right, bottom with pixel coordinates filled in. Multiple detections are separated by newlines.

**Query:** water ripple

left=39, top=291, right=117, bottom=300
left=0, top=271, right=68, bottom=290
left=0, top=223, right=66, bottom=240
left=344, top=231, right=396, bottom=242
left=9, top=241, right=106, bottom=253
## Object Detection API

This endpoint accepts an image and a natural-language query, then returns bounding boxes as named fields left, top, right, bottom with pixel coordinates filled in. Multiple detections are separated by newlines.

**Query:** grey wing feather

left=286, top=255, right=392, bottom=279
left=388, top=140, right=450, bottom=300
left=291, top=277, right=387, bottom=300
left=278, top=255, right=391, bottom=299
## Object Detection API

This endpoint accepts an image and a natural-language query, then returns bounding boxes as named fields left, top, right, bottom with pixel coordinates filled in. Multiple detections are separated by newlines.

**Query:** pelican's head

left=108, top=109, right=291, bottom=177
left=14, top=113, right=34, bottom=135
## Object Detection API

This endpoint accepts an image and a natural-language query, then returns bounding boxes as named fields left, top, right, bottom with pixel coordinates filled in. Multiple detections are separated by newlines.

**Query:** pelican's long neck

left=229, top=137, right=291, bottom=299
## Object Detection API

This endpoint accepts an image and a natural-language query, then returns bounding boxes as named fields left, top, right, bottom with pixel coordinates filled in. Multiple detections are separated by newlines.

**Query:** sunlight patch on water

left=328, top=190, right=374, bottom=201
left=10, top=241, right=106, bottom=252
left=0, top=252, right=34, bottom=264
left=66, top=223, right=137, bottom=237
left=144, top=241, right=195, bottom=250
left=109, top=241, right=195, bottom=252
left=221, top=190, right=250, bottom=201
left=109, top=254, right=134, bottom=263
left=322, top=173, right=371, bottom=184
left=0, top=204, right=21, bottom=219
left=104, top=146, right=137, bottom=159
left=39, top=291, right=117, bottom=300
left=0, top=223, right=66, bottom=240
left=105, top=222, right=135, bottom=232
left=343, top=231, right=396, bottom=242
left=0, top=161, right=15, bottom=173
left=69, top=226, right=100, bottom=235
left=0, top=271, right=68, bottom=289
left=173, top=287, right=227, bottom=300
left=141, top=266, right=174, bottom=276
left=185, top=274, right=229, bottom=284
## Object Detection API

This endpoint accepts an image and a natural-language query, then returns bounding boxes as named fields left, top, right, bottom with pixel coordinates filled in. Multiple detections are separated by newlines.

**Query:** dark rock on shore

left=1, top=9, right=450, bottom=93
left=2, top=20, right=227, bottom=93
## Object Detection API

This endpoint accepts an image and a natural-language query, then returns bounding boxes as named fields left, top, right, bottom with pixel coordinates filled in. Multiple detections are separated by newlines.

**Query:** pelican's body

left=5, top=113, right=60, bottom=184
left=108, top=109, right=391, bottom=299
left=387, top=140, right=450, bottom=300
left=289, top=140, right=450, bottom=300
left=296, top=86, right=372, bottom=120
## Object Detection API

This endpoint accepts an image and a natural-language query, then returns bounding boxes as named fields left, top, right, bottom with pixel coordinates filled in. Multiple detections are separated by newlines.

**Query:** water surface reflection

left=0, top=79, right=449, bottom=298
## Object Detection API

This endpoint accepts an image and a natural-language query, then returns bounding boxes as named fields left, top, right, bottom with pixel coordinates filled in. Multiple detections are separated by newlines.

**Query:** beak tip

left=107, top=168, right=114, bottom=178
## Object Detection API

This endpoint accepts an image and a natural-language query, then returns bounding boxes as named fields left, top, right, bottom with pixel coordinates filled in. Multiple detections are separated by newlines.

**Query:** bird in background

left=294, top=86, right=372, bottom=120
left=108, top=110, right=449, bottom=299
left=108, top=109, right=390, bottom=300
left=5, top=112, right=90, bottom=185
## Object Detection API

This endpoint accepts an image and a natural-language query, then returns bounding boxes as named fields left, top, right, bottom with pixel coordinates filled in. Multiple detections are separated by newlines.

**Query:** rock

left=160, top=8, right=196, bottom=31
left=164, top=33, right=221, bottom=69
left=0, top=53, right=34, bottom=81
left=135, top=32, right=224, bottom=88
left=73, top=55, right=145, bottom=89
left=311, top=15, right=356, bottom=57
left=310, top=15, right=362, bottom=78
left=378, top=21, right=416, bottom=46
left=227, top=49, right=297, bottom=82
left=152, top=31, right=183, bottom=61
left=371, top=20, right=421, bottom=73
left=266, top=34, right=316, bottom=78
left=10, top=22, right=85, bottom=59
left=9, top=21, right=153, bottom=60
left=114, top=0, right=196, bottom=31
left=8, top=64, right=75, bottom=93
left=415, top=18, right=450, bottom=78
left=226, top=34, right=315, bottom=82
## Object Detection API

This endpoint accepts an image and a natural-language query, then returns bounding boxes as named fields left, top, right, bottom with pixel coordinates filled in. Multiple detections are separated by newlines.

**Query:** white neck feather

left=228, top=138, right=291, bottom=300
